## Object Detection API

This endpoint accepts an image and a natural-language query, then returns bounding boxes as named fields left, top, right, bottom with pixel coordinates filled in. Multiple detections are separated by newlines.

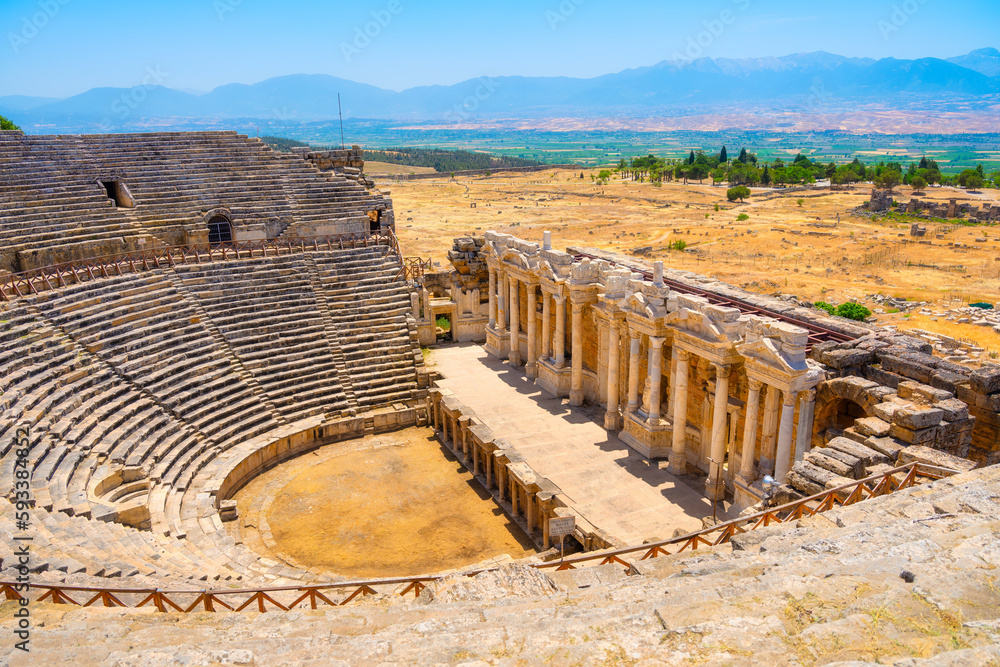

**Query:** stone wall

left=812, top=331, right=1000, bottom=465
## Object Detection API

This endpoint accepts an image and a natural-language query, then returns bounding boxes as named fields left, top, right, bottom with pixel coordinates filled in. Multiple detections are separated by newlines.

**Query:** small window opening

left=368, top=209, right=381, bottom=233
left=208, top=216, right=233, bottom=246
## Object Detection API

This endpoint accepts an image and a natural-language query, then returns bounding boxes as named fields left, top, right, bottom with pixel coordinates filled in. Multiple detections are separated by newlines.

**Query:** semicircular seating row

left=0, top=131, right=386, bottom=267
left=0, top=247, right=423, bottom=587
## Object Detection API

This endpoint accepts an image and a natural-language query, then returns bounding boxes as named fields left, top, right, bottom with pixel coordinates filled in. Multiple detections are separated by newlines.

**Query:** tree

left=719, top=145, right=728, bottom=163
left=738, top=147, right=748, bottom=164
left=688, top=150, right=695, bottom=165
left=688, top=163, right=708, bottom=183
left=918, top=156, right=928, bottom=169
left=0, top=115, right=20, bottom=131
left=875, top=170, right=901, bottom=192
left=958, top=169, right=985, bottom=191
left=910, top=175, right=928, bottom=193
left=727, top=185, right=750, bottom=202
left=760, top=165, right=771, bottom=186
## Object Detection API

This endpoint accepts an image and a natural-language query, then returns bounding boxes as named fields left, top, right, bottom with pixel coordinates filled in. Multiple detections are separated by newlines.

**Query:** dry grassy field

left=387, top=168, right=1000, bottom=348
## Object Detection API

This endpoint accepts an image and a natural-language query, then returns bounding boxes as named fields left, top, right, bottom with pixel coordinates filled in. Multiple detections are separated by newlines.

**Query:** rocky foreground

left=2, top=466, right=1000, bottom=666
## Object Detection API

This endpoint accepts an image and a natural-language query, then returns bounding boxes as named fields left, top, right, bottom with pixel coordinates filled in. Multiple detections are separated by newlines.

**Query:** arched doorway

left=208, top=216, right=233, bottom=246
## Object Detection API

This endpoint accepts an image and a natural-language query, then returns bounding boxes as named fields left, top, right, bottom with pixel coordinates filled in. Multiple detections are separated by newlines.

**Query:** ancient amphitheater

left=1, top=132, right=999, bottom=666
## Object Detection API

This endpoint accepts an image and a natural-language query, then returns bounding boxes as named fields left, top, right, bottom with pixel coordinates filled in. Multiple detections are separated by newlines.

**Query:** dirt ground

left=231, top=428, right=537, bottom=578
left=364, top=161, right=437, bottom=176
left=387, top=169, right=1000, bottom=349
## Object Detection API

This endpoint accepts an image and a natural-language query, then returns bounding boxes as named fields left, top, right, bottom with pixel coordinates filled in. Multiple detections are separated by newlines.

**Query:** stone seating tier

left=0, top=246, right=423, bottom=583
left=0, top=131, right=392, bottom=270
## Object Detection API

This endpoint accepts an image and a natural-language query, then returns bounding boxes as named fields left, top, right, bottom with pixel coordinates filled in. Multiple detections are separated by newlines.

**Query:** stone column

left=410, top=292, right=420, bottom=321
left=488, top=267, right=497, bottom=328
left=525, top=493, right=534, bottom=535
left=668, top=349, right=690, bottom=475
left=794, top=388, right=817, bottom=464
left=647, top=337, right=666, bottom=424
left=508, top=277, right=521, bottom=366
left=627, top=329, right=642, bottom=413
left=541, top=290, right=551, bottom=360
left=706, top=363, right=731, bottom=500
left=526, top=284, right=538, bottom=379
left=569, top=300, right=585, bottom=406
left=604, top=317, right=622, bottom=430
left=667, top=346, right=678, bottom=422
left=758, top=384, right=780, bottom=477
left=553, top=295, right=566, bottom=367
left=738, top=378, right=763, bottom=486
left=774, top=389, right=797, bottom=483
left=497, top=269, right=507, bottom=331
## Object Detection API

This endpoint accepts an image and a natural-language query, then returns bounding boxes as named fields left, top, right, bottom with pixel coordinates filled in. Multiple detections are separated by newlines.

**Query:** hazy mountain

left=5, top=50, right=998, bottom=130
left=947, top=47, right=1000, bottom=78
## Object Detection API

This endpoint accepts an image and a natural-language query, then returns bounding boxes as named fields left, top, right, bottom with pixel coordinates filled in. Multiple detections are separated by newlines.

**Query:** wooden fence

left=0, top=461, right=957, bottom=613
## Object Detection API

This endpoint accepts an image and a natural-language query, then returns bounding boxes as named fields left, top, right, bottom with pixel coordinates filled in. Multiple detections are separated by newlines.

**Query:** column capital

left=525, top=282, right=537, bottom=294
left=553, top=294, right=566, bottom=305
left=798, top=387, right=817, bottom=402
left=571, top=301, right=586, bottom=314
left=712, top=362, right=731, bottom=379
left=748, top=377, right=765, bottom=392
left=677, top=348, right=691, bottom=362
left=782, top=388, right=797, bottom=406
left=649, top=336, right=666, bottom=349
left=609, top=317, right=621, bottom=332
left=629, top=328, right=642, bottom=341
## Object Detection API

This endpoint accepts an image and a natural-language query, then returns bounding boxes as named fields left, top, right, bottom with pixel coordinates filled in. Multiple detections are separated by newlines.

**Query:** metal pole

left=338, top=94, right=345, bottom=149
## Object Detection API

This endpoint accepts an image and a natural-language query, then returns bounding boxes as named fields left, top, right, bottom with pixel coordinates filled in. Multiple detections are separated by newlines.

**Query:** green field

left=255, top=120, right=1000, bottom=176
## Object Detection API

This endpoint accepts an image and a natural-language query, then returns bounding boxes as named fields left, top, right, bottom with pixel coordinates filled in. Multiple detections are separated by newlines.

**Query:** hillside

left=2, top=49, right=998, bottom=133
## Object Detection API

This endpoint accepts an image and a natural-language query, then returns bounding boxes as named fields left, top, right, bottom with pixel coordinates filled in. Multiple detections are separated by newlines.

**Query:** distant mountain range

left=2, top=49, right=998, bottom=132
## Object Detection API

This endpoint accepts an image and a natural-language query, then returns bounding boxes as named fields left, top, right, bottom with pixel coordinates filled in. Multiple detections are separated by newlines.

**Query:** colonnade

left=481, top=231, right=822, bottom=506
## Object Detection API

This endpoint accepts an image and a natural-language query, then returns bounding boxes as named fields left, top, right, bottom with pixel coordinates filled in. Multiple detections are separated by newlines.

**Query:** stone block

left=897, top=380, right=952, bottom=405
left=822, top=348, right=874, bottom=369
left=889, top=423, right=939, bottom=445
left=871, top=401, right=901, bottom=422
left=880, top=355, right=932, bottom=384
left=969, top=367, right=1000, bottom=394
left=893, top=406, right=944, bottom=430
left=929, top=370, right=968, bottom=394
left=897, top=445, right=977, bottom=473
left=806, top=450, right=859, bottom=479
left=975, top=393, right=1000, bottom=413
left=934, top=398, right=969, bottom=422
left=827, top=436, right=890, bottom=466
left=853, top=416, right=891, bottom=437
left=840, top=426, right=868, bottom=444
left=864, top=435, right=907, bottom=460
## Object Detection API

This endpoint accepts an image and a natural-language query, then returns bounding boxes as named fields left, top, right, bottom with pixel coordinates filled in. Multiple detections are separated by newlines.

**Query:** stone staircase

left=310, top=247, right=423, bottom=409
left=171, top=255, right=352, bottom=423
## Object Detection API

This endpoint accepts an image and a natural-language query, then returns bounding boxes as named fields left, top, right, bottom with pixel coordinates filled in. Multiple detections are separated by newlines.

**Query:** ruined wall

left=812, top=331, right=1000, bottom=465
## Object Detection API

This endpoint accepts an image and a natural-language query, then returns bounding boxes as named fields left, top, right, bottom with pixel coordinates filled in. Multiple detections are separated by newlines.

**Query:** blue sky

left=1, top=0, right=997, bottom=98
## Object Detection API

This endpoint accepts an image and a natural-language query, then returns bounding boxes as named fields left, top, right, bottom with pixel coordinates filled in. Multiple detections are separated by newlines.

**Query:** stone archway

left=207, top=215, right=233, bottom=246
left=812, top=376, right=887, bottom=444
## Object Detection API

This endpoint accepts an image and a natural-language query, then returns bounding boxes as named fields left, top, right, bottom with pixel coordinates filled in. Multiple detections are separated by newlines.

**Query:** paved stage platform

left=433, top=344, right=728, bottom=545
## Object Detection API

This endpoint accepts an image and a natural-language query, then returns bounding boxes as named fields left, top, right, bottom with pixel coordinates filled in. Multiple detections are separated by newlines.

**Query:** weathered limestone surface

left=5, top=465, right=999, bottom=666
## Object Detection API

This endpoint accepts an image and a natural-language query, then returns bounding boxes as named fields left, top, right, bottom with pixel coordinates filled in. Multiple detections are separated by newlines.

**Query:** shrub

left=714, top=204, right=720, bottom=212
left=835, top=302, right=872, bottom=321
left=669, top=239, right=687, bottom=251
left=736, top=213, right=749, bottom=221
left=814, top=301, right=836, bottom=315
left=435, top=316, right=451, bottom=331
left=796, top=198, right=804, bottom=207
